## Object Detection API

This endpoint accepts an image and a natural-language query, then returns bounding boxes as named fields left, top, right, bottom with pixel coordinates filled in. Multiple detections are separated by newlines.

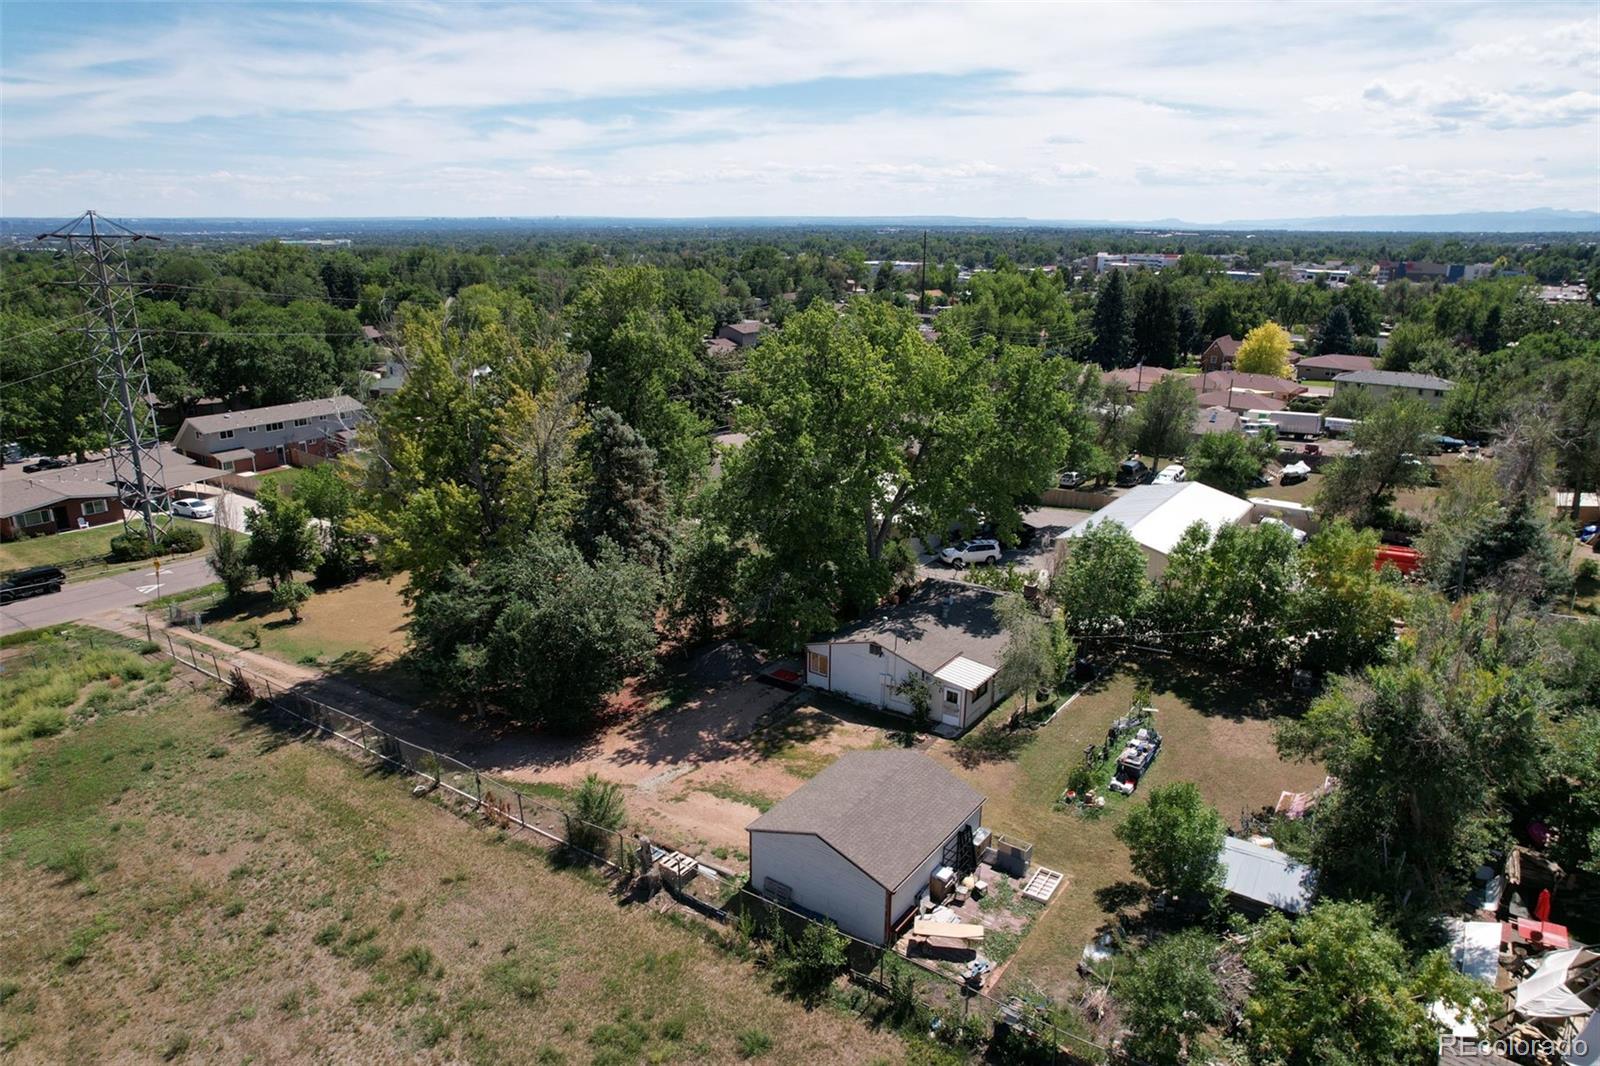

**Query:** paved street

left=0, top=554, right=217, bottom=635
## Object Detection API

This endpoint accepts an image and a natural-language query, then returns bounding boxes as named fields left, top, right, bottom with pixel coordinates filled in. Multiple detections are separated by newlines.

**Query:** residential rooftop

left=817, top=581, right=1006, bottom=677
left=1333, top=369, right=1455, bottom=390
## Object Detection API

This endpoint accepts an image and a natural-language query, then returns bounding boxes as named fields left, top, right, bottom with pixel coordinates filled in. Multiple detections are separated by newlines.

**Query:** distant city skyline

left=2, top=2, right=1597, bottom=219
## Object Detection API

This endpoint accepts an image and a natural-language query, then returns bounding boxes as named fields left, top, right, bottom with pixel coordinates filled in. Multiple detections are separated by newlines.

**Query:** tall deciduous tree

left=244, top=486, right=322, bottom=590
left=1115, top=931, right=1223, bottom=1064
left=1114, top=782, right=1226, bottom=900
left=715, top=300, right=1072, bottom=647
left=1244, top=902, right=1481, bottom=1066
left=1234, top=320, right=1294, bottom=378
left=1131, top=375, right=1198, bottom=470
left=1157, top=520, right=1303, bottom=672
left=1051, top=521, right=1150, bottom=641
left=1185, top=429, right=1270, bottom=496
left=1314, top=398, right=1437, bottom=527
left=567, top=265, right=710, bottom=492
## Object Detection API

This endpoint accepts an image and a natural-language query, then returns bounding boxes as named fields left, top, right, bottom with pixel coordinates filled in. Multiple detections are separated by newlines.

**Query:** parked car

left=21, top=456, right=68, bottom=473
left=1115, top=457, right=1150, bottom=487
left=1259, top=516, right=1307, bottom=543
left=939, top=538, right=1002, bottom=568
left=0, top=565, right=67, bottom=604
left=1152, top=464, right=1186, bottom=485
left=1057, top=470, right=1084, bottom=489
left=1435, top=435, right=1466, bottom=453
left=170, top=497, right=216, bottom=519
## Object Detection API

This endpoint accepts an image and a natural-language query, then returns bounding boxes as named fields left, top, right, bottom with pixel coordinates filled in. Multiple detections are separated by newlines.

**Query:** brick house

left=0, top=446, right=222, bottom=540
left=172, top=396, right=367, bottom=473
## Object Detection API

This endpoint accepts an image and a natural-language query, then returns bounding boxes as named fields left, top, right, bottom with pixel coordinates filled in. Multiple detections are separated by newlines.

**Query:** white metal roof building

left=1055, top=482, right=1254, bottom=578
left=1218, top=836, right=1318, bottom=915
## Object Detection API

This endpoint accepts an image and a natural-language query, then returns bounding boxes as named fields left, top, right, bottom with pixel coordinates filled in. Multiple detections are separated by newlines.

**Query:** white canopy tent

left=1515, top=949, right=1598, bottom=1019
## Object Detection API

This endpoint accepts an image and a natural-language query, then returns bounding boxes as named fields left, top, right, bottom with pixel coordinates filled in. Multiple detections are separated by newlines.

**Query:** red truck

left=1375, top=545, right=1421, bottom=575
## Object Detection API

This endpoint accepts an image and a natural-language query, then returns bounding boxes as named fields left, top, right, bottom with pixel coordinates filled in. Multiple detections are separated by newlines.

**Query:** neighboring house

left=366, top=359, right=409, bottom=399
left=1296, top=353, right=1376, bottom=382
left=716, top=320, right=764, bottom=348
left=1193, top=406, right=1241, bottom=436
left=1056, top=482, right=1254, bottom=578
left=1102, top=365, right=1173, bottom=395
left=804, top=582, right=1007, bottom=734
left=0, top=445, right=223, bottom=540
left=747, top=750, right=985, bottom=945
left=705, top=336, right=739, bottom=359
left=1332, top=369, right=1454, bottom=407
left=1188, top=371, right=1305, bottom=402
left=1195, top=389, right=1286, bottom=413
left=1218, top=836, right=1317, bottom=915
left=1199, top=335, right=1240, bottom=372
left=172, top=396, right=368, bottom=473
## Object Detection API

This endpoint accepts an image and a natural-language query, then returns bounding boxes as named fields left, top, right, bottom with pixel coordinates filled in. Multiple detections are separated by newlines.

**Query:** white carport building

left=1055, top=481, right=1254, bottom=578
left=747, top=750, right=985, bottom=945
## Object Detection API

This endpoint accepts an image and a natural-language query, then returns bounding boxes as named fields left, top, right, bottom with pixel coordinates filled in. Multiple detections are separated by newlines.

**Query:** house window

left=217, top=429, right=233, bottom=440
left=20, top=508, right=53, bottom=527
left=221, top=461, right=235, bottom=473
left=944, top=688, right=961, bottom=705
left=869, top=642, right=883, bottom=657
left=81, top=499, right=108, bottom=516
left=807, top=650, right=829, bottom=677
left=973, top=679, right=989, bottom=699
left=263, top=421, right=284, bottom=432
left=294, top=418, right=309, bottom=427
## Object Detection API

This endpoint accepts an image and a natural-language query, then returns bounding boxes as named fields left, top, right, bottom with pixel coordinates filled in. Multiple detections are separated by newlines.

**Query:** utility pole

left=37, top=211, right=169, bottom=546
left=919, top=230, right=929, bottom=314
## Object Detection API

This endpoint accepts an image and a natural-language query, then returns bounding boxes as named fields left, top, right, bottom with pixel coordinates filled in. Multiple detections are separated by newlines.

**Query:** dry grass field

left=0, top=631, right=909, bottom=1065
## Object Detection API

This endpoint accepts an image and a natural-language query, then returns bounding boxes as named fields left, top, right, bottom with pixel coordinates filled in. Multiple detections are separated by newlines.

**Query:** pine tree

left=1318, top=304, right=1357, bottom=354
left=1090, top=270, right=1132, bottom=368
left=579, top=407, right=672, bottom=571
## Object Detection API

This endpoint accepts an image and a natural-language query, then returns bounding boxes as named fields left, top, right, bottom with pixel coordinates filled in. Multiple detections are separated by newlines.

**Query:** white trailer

left=1323, top=416, right=1358, bottom=437
left=1249, top=409, right=1322, bottom=439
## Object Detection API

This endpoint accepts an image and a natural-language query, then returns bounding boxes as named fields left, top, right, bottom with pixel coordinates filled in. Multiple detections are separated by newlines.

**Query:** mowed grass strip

left=0, top=682, right=906, bottom=1064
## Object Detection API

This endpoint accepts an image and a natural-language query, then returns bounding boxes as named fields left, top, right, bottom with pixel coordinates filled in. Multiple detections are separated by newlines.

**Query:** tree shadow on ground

left=1127, top=655, right=1311, bottom=722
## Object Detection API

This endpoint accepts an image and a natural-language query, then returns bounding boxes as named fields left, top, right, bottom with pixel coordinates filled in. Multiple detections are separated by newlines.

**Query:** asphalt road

left=0, top=554, right=217, bottom=635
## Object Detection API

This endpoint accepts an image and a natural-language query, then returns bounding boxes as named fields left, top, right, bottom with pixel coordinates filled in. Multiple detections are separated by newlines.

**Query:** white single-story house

left=804, top=583, right=1007, bottom=734
left=1055, top=482, right=1254, bottom=578
left=747, top=750, right=985, bottom=945
left=1332, top=369, right=1454, bottom=407
left=1219, top=836, right=1318, bottom=915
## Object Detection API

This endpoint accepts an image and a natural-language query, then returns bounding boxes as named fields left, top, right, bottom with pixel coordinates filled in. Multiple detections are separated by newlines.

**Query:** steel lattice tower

left=36, top=211, right=169, bottom=545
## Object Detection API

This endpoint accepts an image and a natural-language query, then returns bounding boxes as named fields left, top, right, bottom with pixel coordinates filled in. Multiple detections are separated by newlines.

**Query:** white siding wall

left=749, top=831, right=887, bottom=944
left=886, top=807, right=984, bottom=932
left=808, top=642, right=924, bottom=714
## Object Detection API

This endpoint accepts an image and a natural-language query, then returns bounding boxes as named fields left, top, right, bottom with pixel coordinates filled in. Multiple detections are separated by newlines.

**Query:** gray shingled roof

left=0, top=445, right=223, bottom=518
left=1334, top=369, right=1455, bottom=390
left=818, top=582, right=1006, bottom=675
left=748, top=750, right=984, bottom=890
left=178, top=395, right=366, bottom=436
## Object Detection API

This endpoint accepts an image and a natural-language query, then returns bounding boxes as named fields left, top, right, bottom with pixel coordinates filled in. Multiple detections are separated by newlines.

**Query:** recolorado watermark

left=1440, top=1035, right=1588, bottom=1059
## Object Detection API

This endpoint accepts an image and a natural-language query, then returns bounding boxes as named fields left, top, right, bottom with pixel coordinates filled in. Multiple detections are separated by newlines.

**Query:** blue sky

left=2, top=1, right=1597, bottom=219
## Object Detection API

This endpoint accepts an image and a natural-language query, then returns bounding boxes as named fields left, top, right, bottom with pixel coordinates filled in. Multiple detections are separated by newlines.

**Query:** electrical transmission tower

left=36, top=211, right=170, bottom=545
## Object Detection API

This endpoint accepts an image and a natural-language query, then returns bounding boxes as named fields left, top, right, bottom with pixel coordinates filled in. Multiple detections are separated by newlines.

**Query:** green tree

left=1157, top=520, right=1303, bottom=672
left=272, top=579, right=312, bottom=623
left=1277, top=596, right=1549, bottom=925
left=1314, top=398, right=1437, bottom=527
left=1131, top=375, right=1197, bottom=470
left=772, top=920, right=849, bottom=1007
left=567, top=265, right=709, bottom=491
left=1244, top=901, right=1481, bottom=1066
left=1115, top=930, right=1223, bottom=1063
left=1298, top=521, right=1409, bottom=674
left=715, top=300, right=1071, bottom=647
left=1316, top=303, right=1356, bottom=354
left=996, top=593, right=1056, bottom=716
left=1090, top=270, right=1132, bottom=368
left=569, top=773, right=626, bottom=858
left=578, top=407, right=672, bottom=571
left=408, top=536, right=659, bottom=730
left=1234, top=321, right=1293, bottom=378
left=665, top=522, right=745, bottom=645
left=1051, top=521, right=1150, bottom=640
left=1113, top=782, right=1225, bottom=900
left=206, top=514, right=253, bottom=600
left=243, top=486, right=322, bottom=590
left=1185, top=429, right=1269, bottom=496
left=1131, top=280, right=1179, bottom=368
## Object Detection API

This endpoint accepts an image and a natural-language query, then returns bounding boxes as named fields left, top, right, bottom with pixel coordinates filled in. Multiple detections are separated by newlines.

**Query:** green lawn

left=0, top=639, right=908, bottom=1064
left=931, top=660, right=1327, bottom=1001
left=0, top=518, right=217, bottom=582
left=253, top=466, right=308, bottom=497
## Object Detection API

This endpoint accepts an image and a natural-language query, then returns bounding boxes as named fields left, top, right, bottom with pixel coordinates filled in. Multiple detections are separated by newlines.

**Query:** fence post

left=516, top=790, right=525, bottom=828
left=359, top=721, right=369, bottom=752
left=473, top=771, right=482, bottom=805
left=145, top=613, right=152, bottom=642
left=210, top=652, right=221, bottom=678
left=165, top=632, right=176, bottom=659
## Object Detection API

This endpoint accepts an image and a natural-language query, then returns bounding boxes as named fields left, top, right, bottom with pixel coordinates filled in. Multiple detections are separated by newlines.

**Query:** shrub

left=272, top=579, right=312, bottom=623
left=109, top=531, right=157, bottom=562
left=771, top=921, right=848, bottom=1006
left=160, top=525, right=204, bottom=554
left=568, top=773, right=625, bottom=859
left=736, top=1029, right=772, bottom=1059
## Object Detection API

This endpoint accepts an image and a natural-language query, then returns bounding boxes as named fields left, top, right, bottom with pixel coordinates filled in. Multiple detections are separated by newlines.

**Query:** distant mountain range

left=3, top=208, right=1596, bottom=237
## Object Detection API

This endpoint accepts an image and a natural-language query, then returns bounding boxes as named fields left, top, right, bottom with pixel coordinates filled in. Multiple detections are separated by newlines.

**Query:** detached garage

left=747, top=750, right=985, bottom=945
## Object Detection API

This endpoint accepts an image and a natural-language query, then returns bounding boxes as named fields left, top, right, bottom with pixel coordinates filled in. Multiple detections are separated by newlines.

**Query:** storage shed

left=1055, top=482, right=1253, bottom=578
left=747, top=750, right=985, bottom=945
left=1219, top=836, right=1318, bottom=915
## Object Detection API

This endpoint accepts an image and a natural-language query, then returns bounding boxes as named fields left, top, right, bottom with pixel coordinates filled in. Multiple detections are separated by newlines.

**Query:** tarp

left=1565, top=1009, right=1599, bottom=1066
left=1515, top=948, right=1596, bottom=1019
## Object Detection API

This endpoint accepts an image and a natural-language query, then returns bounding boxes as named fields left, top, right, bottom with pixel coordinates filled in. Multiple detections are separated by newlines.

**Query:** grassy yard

left=930, top=660, right=1327, bottom=1001
left=0, top=518, right=217, bottom=582
left=253, top=466, right=308, bottom=497
left=0, top=640, right=907, bottom=1064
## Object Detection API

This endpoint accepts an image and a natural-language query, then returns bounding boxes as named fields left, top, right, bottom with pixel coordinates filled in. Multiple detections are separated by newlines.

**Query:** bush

left=736, top=1029, right=772, bottom=1059
left=771, top=920, right=848, bottom=1006
left=272, top=579, right=312, bottom=623
left=161, top=525, right=204, bottom=554
left=108, top=531, right=157, bottom=562
left=568, top=773, right=626, bottom=858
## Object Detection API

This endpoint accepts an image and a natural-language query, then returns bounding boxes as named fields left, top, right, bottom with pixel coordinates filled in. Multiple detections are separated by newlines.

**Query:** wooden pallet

left=1020, top=866, right=1063, bottom=903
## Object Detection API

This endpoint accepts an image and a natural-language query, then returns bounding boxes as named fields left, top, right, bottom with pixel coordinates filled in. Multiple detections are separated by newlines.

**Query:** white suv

left=939, top=538, right=1002, bottom=568
left=1152, top=464, right=1186, bottom=485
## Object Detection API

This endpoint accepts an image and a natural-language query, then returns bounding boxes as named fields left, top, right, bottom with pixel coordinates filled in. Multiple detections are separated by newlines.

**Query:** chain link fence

left=149, top=629, right=1110, bottom=1064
